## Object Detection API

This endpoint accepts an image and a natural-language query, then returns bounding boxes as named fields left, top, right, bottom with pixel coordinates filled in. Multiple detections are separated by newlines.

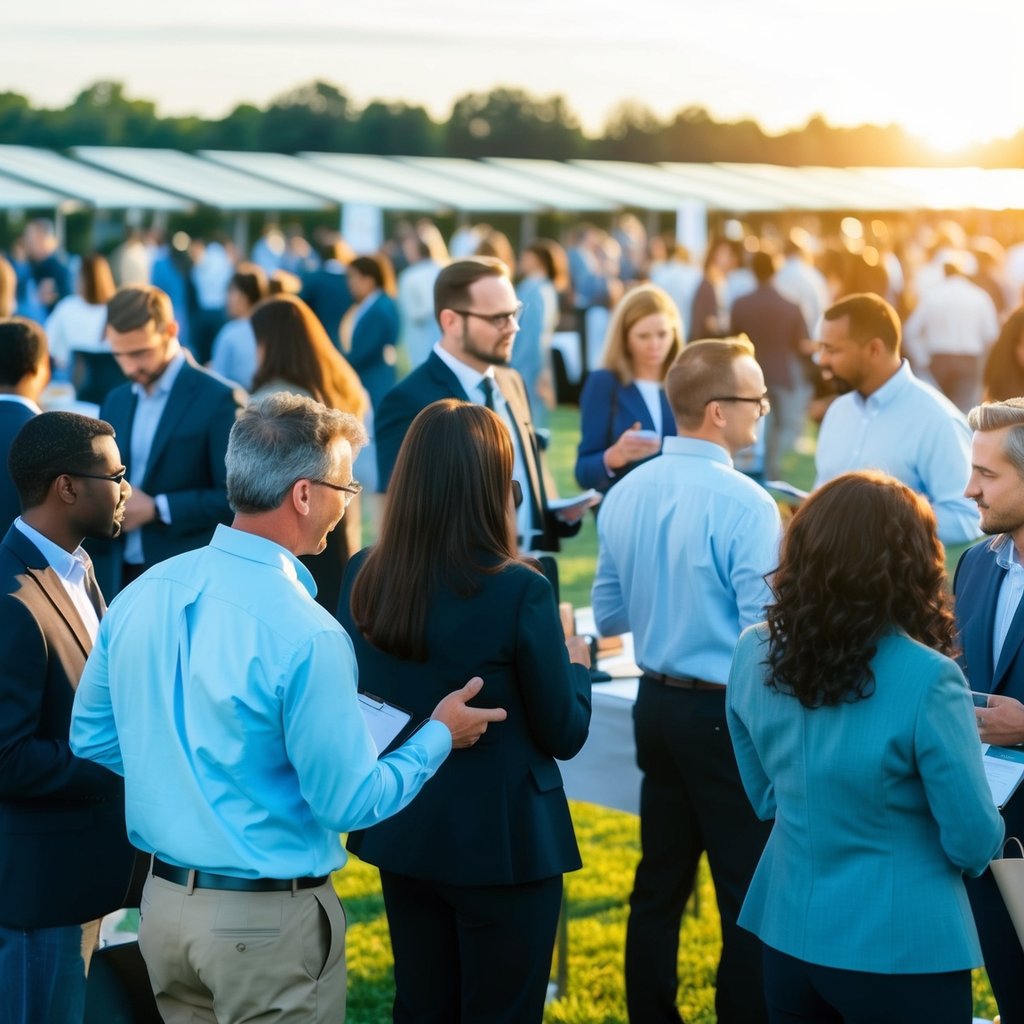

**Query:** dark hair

left=433, top=257, right=509, bottom=323
left=983, top=306, right=1024, bottom=402
left=107, top=285, right=174, bottom=333
left=751, top=251, right=776, bottom=284
left=765, top=471, right=956, bottom=708
left=229, top=262, right=269, bottom=310
left=349, top=254, right=396, bottom=296
left=349, top=400, right=524, bottom=661
left=8, top=412, right=114, bottom=509
left=79, top=254, right=116, bottom=307
left=0, top=317, right=48, bottom=386
left=251, top=294, right=367, bottom=418
left=523, top=239, right=569, bottom=291
left=823, top=293, right=901, bottom=355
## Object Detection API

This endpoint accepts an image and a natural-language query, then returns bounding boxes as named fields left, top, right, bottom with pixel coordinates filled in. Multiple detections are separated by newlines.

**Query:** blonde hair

left=602, top=284, right=683, bottom=385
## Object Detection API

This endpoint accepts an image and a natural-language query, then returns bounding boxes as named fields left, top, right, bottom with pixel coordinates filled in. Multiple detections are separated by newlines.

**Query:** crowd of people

left=3, top=206, right=1024, bottom=1024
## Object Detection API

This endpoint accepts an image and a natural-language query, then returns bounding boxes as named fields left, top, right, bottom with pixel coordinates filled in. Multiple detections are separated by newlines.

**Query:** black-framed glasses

left=311, top=478, right=363, bottom=502
left=705, top=395, right=771, bottom=417
left=511, top=479, right=524, bottom=509
left=449, top=303, right=524, bottom=329
left=65, top=469, right=127, bottom=485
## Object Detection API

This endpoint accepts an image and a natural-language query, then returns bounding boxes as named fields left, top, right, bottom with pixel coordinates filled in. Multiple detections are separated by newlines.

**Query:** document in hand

left=549, top=489, right=602, bottom=521
left=358, top=692, right=413, bottom=756
left=982, top=744, right=1024, bottom=809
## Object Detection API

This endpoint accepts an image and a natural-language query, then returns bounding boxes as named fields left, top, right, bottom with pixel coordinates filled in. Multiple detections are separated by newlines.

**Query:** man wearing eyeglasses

left=71, top=393, right=506, bottom=1024
left=375, top=257, right=581, bottom=552
left=593, top=338, right=781, bottom=1024
left=0, top=412, right=135, bottom=1024
left=814, top=292, right=979, bottom=545
left=88, top=285, right=245, bottom=599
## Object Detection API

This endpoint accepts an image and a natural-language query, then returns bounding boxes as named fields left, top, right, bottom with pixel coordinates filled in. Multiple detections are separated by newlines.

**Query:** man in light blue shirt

left=815, top=292, right=980, bottom=545
left=594, top=338, right=781, bottom=1024
left=70, top=392, right=505, bottom=1024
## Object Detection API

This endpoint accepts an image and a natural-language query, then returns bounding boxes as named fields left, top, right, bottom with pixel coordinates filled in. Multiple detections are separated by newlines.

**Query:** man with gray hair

left=954, top=396, right=1024, bottom=1024
left=71, top=392, right=506, bottom=1024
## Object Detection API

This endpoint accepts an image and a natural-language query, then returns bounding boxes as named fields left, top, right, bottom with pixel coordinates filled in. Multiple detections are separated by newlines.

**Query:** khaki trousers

left=138, top=872, right=346, bottom=1024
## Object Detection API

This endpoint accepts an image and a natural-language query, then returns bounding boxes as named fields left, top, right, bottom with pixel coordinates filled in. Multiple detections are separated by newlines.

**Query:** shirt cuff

left=154, top=494, right=171, bottom=524
left=602, top=452, right=617, bottom=478
left=404, top=718, right=453, bottom=767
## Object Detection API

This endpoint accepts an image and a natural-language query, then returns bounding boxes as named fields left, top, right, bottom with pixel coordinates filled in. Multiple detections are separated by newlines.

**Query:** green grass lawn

left=347, top=406, right=995, bottom=1022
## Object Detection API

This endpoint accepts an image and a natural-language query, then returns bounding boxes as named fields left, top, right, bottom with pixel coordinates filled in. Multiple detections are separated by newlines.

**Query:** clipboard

left=358, top=691, right=414, bottom=757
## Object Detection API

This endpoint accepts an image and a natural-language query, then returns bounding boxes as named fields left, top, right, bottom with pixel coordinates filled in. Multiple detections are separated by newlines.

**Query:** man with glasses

left=71, top=393, right=506, bottom=1024
left=814, top=292, right=979, bottom=544
left=0, top=412, right=135, bottom=1024
left=593, top=338, right=782, bottom=1024
left=88, top=285, right=245, bottom=598
left=375, top=257, right=581, bottom=552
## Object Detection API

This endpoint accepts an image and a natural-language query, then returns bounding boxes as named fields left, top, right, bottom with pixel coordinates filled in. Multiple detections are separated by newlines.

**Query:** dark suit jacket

left=375, top=352, right=578, bottom=551
left=729, top=284, right=809, bottom=388
left=347, top=293, right=399, bottom=412
left=339, top=550, right=591, bottom=886
left=89, top=359, right=244, bottom=597
left=0, top=400, right=35, bottom=536
left=0, top=526, right=134, bottom=928
left=574, top=369, right=675, bottom=492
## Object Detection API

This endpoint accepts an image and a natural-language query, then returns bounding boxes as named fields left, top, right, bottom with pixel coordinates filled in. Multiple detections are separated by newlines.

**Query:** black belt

left=644, top=671, right=725, bottom=692
left=152, top=857, right=328, bottom=893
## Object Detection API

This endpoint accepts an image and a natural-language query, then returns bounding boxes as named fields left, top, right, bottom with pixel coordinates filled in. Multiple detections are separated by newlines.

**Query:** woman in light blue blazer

left=727, top=471, right=1004, bottom=1024
left=574, top=284, right=681, bottom=493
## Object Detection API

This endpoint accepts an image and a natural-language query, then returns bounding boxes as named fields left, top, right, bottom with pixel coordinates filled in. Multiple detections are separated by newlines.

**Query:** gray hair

left=968, top=399, right=1024, bottom=477
left=227, top=392, right=367, bottom=514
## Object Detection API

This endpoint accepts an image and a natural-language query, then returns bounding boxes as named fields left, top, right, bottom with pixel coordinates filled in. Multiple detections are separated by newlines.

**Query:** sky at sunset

left=5, top=0, right=1024, bottom=152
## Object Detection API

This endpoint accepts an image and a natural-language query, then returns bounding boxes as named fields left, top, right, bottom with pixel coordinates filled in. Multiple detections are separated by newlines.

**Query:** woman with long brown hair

left=726, top=471, right=1003, bottom=1024
left=250, top=293, right=367, bottom=610
left=338, top=399, right=591, bottom=1024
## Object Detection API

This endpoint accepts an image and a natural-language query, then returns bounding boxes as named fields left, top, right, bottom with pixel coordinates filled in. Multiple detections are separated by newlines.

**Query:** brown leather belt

left=644, top=671, right=725, bottom=691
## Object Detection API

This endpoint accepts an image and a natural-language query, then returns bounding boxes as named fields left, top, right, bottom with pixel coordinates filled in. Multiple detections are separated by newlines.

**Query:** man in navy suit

left=0, top=317, right=50, bottom=534
left=375, top=257, right=580, bottom=552
left=88, top=286, right=245, bottom=597
left=955, top=396, right=1024, bottom=1024
left=0, top=412, right=135, bottom=1024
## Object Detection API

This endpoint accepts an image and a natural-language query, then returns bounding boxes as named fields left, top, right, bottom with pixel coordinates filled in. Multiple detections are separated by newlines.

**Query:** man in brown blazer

left=0, top=412, right=135, bottom=1024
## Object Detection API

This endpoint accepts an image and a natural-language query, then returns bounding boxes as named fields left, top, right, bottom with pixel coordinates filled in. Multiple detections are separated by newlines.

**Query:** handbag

left=990, top=836, right=1024, bottom=950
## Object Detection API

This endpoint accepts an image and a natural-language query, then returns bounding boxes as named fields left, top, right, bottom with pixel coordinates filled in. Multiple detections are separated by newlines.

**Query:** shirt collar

left=132, top=350, right=187, bottom=400
left=662, top=435, right=733, bottom=467
left=433, top=341, right=495, bottom=398
left=856, top=359, right=912, bottom=410
left=992, top=534, right=1024, bottom=571
left=209, top=524, right=317, bottom=598
left=13, top=517, right=90, bottom=583
left=0, top=395, right=41, bottom=413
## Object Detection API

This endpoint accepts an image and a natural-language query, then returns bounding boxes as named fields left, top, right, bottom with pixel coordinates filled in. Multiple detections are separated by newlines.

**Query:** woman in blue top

left=575, top=283, right=682, bottom=493
left=727, top=471, right=1004, bottom=1024
left=341, top=254, right=400, bottom=415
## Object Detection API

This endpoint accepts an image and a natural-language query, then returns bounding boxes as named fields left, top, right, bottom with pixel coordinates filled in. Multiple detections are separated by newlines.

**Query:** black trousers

left=966, top=868, right=1024, bottom=1024
left=379, top=870, right=562, bottom=1024
left=625, top=678, right=772, bottom=1024
left=762, top=944, right=972, bottom=1024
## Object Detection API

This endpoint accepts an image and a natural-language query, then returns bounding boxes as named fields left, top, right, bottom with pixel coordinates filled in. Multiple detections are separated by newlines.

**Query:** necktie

left=480, top=376, right=496, bottom=411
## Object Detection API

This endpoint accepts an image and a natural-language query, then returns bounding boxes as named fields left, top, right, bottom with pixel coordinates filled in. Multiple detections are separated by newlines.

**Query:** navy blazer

left=375, top=352, right=578, bottom=551
left=574, top=369, right=675, bottom=492
left=88, top=358, right=244, bottom=597
left=347, top=293, right=399, bottom=412
left=0, top=401, right=35, bottom=536
left=339, top=550, right=591, bottom=886
left=0, top=526, right=134, bottom=928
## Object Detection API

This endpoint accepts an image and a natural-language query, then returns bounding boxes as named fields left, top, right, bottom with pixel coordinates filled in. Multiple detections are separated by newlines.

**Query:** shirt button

left=236, top=943, right=246, bottom=953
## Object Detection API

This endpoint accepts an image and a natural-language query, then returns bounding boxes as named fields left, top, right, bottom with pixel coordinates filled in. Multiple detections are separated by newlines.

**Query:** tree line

left=2, top=79, right=1022, bottom=167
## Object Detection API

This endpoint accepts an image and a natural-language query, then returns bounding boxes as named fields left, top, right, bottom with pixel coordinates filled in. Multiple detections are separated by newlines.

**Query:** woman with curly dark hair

left=726, top=471, right=1004, bottom=1024
left=982, top=305, right=1024, bottom=402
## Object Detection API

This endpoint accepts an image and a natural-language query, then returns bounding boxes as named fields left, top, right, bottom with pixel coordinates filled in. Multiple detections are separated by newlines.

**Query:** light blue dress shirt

left=991, top=535, right=1024, bottom=668
left=814, top=361, right=980, bottom=545
left=209, top=317, right=258, bottom=391
left=70, top=525, right=451, bottom=878
left=593, top=436, right=781, bottom=684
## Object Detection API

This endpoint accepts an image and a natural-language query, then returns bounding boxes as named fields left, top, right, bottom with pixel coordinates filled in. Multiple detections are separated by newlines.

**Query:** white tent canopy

left=0, top=171, right=79, bottom=212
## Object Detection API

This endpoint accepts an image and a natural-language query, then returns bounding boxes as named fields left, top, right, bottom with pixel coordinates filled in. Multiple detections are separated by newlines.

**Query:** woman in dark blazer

left=338, top=399, right=591, bottom=1024
left=341, top=254, right=400, bottom=414
left=575, top=283, right=682, bottom=493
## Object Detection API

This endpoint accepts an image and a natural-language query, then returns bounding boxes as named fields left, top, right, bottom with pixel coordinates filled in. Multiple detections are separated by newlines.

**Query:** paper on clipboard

left=358, top=692, right=413, bottom=756
left=982, top=743, right=1024, bottom=809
